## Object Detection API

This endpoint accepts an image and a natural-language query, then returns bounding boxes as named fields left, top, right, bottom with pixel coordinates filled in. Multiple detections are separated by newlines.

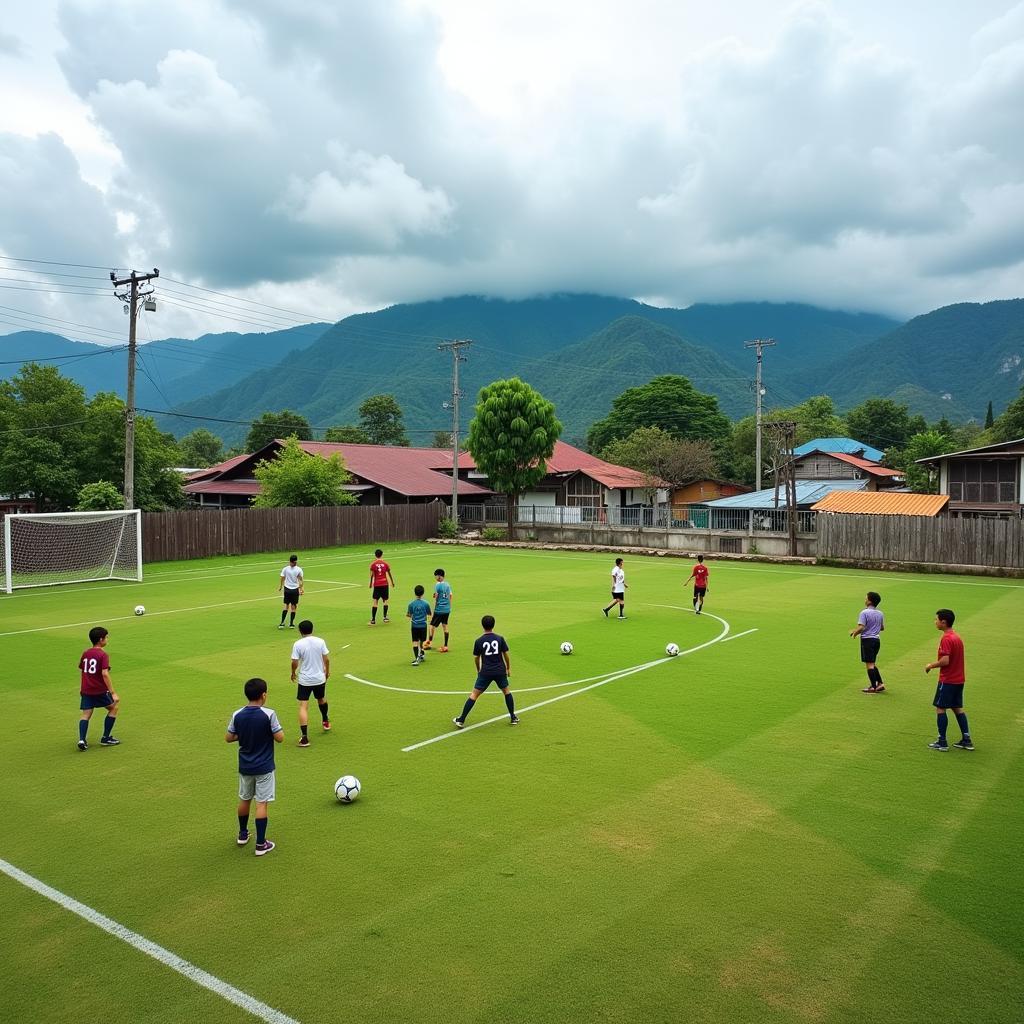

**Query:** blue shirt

left=433, top=580, right=452, bottom=613
left=858, top=607, right=884, bottom=639
left=407, top=598, right=431, bottom=627
left=227, top=705, right=281, bottom=776
left=473, top=632, right=509, bottom=678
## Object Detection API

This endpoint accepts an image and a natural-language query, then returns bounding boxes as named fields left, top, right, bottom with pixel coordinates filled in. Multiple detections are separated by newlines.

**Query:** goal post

left=1, top=510, right=143, bottom=594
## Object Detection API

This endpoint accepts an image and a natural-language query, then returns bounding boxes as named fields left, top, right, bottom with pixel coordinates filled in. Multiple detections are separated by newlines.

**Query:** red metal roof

left=185, top=479, right=261, bottom=495
left=823, top=452, right=903, bottom=477
left=185, top=453, right=250, bottom=482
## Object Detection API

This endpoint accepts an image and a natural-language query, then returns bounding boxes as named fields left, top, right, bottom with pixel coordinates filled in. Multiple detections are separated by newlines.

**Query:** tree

left=358, top=394, right=409, bottom=446
left=785, top=395, right=846, bottom=444
left=177, top=428, right=224, bottom=467
left=889, top=431, right=951, bottom=492
left=433, top=430, right=453, bottom=449
left=586, top=375, right=730, bottom=453
left=846, top=398, right=925, bottom=452
left=466, top=377, right=562, bottom=538
left=985, top=401, right=994, bottom=430
left=75, top=480, right=125, bottom=511
left=252, top=436, right=358, bottom=508
left=324, top=425, right=371, bottom=444
left=245, top=410, right=313, bottom=453
left=991, top=384, right=1024, bottom=442
left=599, top=427, right=718, bottom=495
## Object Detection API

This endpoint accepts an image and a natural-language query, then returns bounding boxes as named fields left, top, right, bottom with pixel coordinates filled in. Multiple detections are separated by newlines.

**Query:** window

left=948, top=459, right=1017, bottom=503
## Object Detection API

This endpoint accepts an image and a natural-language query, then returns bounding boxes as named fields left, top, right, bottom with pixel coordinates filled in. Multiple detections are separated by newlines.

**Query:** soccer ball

left=134, top=605, right=145, bottom=616
left=335, top=775, right=361, bottom=803
left=665, top=643, right=680, bottom=657
left=560, top=641, right=574, bottom=655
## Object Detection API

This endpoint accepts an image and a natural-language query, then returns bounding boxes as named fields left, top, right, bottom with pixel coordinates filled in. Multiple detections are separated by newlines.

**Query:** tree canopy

left=991, top=383, right=1024, bottom=442
left=75, top=480, right=125, bottom=511
left=845, top=398, right=926, bottom=453
left=244, top=410, right=313, bottom=453
left=252, top=436, right=358, bottom=508
left=599, top=427, right=718, bottom=492
left=358, top=394, right=409, bottom=446
left=324, top=424, right=371, bottom=444
left=177, top=428, right=224, bottom=467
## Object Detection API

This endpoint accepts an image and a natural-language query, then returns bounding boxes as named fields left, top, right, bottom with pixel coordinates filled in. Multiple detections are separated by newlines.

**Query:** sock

left=413, top=646, right=419, bottom=658
left=865, top=669, right=875, bottom=688
left=238, top=814, right=250, bottom=834
left=618, top=607, right=624, bottom=617
left=954, top=711, right=970, bottom=737
left=79, top=720, right=88, bottom=742
left=871, top=668, right=884, bottom=686
left=319, top=702, right=329, bottom=722
left=504, top=692, right=516, bottom=716
left=937, top=712, right=948, bottom=742
left=280, top=608, right=287, bottom=623
left=289, top=612, right=296, bottom=625
left=371, top=607, right=377, bottom=622
left=603, top=604, right=612, bottom=613
left=443, top=632, right=449, bottom=646
left=103, top=715, right=115, bottom=738
left=383, top=604, right=389, bottom=618
left=255, top=817, right=268, bottom=845
left=693, top=598, right=698, bottom=609
left=301, top=724, right=308, bottom=738
left=459, top=698, right=475, bottom=722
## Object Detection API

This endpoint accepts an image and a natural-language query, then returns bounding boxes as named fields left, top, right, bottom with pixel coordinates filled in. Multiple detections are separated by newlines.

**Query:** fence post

left=748, top=509, right=754, bottom=536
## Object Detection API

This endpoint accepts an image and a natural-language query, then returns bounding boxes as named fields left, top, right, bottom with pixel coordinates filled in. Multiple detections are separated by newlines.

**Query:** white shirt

left=280, top=564, right=303, bottom=589
left=291, top=635, right=329, bottom=685
left=611, top=566, right=626, bottom=593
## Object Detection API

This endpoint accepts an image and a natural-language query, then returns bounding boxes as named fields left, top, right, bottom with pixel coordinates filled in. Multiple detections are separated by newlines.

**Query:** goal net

left=2, top=510, right=142, bottom=593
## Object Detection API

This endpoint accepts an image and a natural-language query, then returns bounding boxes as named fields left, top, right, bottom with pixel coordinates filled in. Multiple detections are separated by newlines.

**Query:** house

left=916, top=437, right=1024, bottom=518
left=671, top=479, right=751, bottom=505
left=793, top=437, right=885, bottom=462
left=792, top=450, right=903, bottom=490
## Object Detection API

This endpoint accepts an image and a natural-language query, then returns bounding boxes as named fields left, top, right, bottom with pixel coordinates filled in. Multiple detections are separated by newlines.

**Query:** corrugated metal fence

left=817, top=513, right=1024, bottom=569
left=143, top=503, right=445, bottom=563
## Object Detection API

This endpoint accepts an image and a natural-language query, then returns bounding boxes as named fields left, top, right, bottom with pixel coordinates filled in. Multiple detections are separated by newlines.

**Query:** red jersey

left=692, top=564, right=709, bottom=588
left=79, top=646, right=111, bottom=696
left=938, top=629, right=965, bottom=684
left=370, top=559, right=391, bottom=586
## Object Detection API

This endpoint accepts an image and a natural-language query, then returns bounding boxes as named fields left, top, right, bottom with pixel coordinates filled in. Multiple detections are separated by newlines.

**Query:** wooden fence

left=142, top=503, right=445, bottom=563
left=817, top=513, right=1024, bottom=569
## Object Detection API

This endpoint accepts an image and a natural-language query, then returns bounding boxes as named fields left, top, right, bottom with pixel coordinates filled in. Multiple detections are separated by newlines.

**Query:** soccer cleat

left=289, top=623, right=296, bottom=628
left=278, top=624, right=285, bottom=630
left=510, top=715, right=520, bottom=725
left=411, top=657, right=421, bottom=666
left=383, top=616, right=390, bottom=623
left=928, top=740, right=949, bottom=750
left=322, top=720, right=331, bottom=732
left=100, top=736, right=120, bottom=746
left=618, top=615, right=627, bottom=620
left=77, top=740, right=88, bottom=751
left=255, top=840, right=275, bottom=857
left=953, top=737, right=975, bottom=750
left=452, top=717, right=465, bottom=729
left=874, top=684, right=886, bottom=692
left=862, top=686, right=878, bottom=693
left=422, top=641, right=432, bottom=650
left=237, top=831, right=250, bottom=846
left=299, top=735, right=310, bottom=747
left=368, top=620, right=376, bottom=626
left=439, top=646, right=449, bottom=653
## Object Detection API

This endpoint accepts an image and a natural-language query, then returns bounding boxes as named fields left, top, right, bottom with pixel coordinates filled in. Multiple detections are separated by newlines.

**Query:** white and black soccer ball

left=665, top=642, right=680, bottom=657
left=560, top=641, right=574, bottom=655
left=335, top=775, right=361, bottom=803
left=134, top=605, right=146, bottom=616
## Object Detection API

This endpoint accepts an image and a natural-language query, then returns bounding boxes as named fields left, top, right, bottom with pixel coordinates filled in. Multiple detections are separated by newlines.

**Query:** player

left=291, top=619, right=331, bottom=747
left=277, top=554, right=303, bottom=629
left=925, top=609, right=973, bottom=751
left=407, top=585, right=431, bottom=664
left=369, top=548, right=396, bottom=625
left=685, top=555, right=709, bottom=614
left=602, top=557, right=627, bottom=619
left=452, top=614, right=519, bottom=728
left=850, top=591, right=885, bottom=692
left=77, top=626, right=120, bottom=750
left=226, top=677, right=284, bottom=855
left=423, top=568, right=452, bottom=651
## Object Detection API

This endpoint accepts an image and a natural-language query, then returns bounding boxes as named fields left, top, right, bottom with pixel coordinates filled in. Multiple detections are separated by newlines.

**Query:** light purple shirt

left=858, top=607, right=884, bottom=639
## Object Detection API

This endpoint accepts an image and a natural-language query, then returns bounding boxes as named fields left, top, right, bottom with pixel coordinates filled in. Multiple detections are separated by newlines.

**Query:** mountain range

left=2, top=294, right=1022, bottom=446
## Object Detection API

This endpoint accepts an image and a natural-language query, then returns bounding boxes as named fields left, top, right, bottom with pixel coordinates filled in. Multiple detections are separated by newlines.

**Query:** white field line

left=0, top=585, right=357, bottom=638
left=720, top=628, right=758, bottom=643
left=401, top=613, right=731, bottom=752
left=0, top=857, right=300, bottom=1024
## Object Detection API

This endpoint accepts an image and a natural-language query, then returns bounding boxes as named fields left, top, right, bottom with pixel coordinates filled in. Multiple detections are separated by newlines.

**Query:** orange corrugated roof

left=811, top=491, right=949, bottom=516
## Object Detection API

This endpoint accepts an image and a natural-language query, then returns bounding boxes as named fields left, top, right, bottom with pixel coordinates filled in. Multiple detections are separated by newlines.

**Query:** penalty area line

left=0, top=857, right=300, bottom=1024
left=720, top=628, right=758, bottom=643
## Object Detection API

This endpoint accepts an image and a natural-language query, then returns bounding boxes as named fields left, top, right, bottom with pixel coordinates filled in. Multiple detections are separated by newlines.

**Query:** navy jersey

left=473, top=632, right=509, bottom=678
left=227, top=705, right=282, bottom=775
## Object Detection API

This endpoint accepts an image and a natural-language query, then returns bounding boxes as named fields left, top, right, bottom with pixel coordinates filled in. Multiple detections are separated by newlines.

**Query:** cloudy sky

left=1, top=0, right=1023, bottom=343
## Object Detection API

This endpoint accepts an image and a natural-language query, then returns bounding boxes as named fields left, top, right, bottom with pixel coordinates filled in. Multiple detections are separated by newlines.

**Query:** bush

left=482, top=526, right=506, bottom=541
left=436, top=516, right=458, bottom=539
left=75, top=480, right=125, bottom=511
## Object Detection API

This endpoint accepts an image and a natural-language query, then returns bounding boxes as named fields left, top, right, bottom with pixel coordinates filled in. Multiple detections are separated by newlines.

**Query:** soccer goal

left=2, top=510, right=142, bottom=593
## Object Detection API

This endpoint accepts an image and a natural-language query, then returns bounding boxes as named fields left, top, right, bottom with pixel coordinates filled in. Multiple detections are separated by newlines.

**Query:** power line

left=0, top=256, right=119, bottom=271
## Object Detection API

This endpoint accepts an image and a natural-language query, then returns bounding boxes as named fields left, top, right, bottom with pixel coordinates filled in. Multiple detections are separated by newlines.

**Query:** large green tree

left=324, top=424, right=371, bottom=443
left=586, top=375, right=730, bottom=453
left=845, top=398, right=926, bottom=452
left=177, top=428, right=224, bottom=467
left=244, top=410, right=313, bottom=453
left=358, top=394, right=409, bottom=446
left=886, top=430, right=951, bottom=492
left=466, top=377, right=562, bottom=537
left=599, top=427, right=718, bottom=493
left=991, top=384, right=1024, bottom=442
left=253, top=436, right=357, bottom=508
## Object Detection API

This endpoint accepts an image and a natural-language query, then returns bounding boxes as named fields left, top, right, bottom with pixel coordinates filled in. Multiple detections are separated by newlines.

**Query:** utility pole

left=111, top=269, right=159, bottom=510
left=438, top=339, right=472, bottom=525
left=743, top=338, right=775, bottom=490
left=765, top=419, right=798, bottom=556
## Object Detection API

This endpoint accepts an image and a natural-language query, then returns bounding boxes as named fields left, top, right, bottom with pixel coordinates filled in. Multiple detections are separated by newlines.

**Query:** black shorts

left=933, top=682, right=965, bottom=709
left=296, top=683, right=326, bottom=701
left=859, top=637, right=881, bottom=664
left=693, top=586, right=707, bottom=598
left=80, top=692, right=115, bottom=710
left=283, top=587, right=300, bottom=606
left=611, top=590, right=624, bottom=601
left=372, top=585, right=390, bottom=601
left=430, top=611, right=450, bottom=627
left=411, top=625, right=427, bottom=642
left=473, top=673, right=509, bottom=692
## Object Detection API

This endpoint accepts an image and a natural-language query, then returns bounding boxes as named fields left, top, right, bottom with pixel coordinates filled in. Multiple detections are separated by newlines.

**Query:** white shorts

left=238, top=771, right=276, bottom=802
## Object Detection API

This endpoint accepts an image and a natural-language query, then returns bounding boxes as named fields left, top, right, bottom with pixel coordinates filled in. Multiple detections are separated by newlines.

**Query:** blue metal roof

left=699, top=479, right=868, bottom=509
left=793, top=437, right=885, bottom=462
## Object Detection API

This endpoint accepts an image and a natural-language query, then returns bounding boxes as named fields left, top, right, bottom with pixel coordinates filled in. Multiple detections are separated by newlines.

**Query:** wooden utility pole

left=111, top=269, right=159, bottom=510
left=438, top=339, right=471, bottom=525
left=743, top=338, right=776, bottom=490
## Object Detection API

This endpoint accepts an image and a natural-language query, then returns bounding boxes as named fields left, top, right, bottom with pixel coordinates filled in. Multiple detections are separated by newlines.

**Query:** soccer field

left=2, top=542, right=1023, bottom=1024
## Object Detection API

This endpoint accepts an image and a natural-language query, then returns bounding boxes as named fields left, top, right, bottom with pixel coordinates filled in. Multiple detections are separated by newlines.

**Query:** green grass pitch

left=3, top=542, right=1023, bottom=1024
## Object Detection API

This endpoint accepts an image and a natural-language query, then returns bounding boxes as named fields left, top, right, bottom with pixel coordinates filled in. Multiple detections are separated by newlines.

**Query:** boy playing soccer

left=291, top=619, right=331, bottom=747
left=602, top=558, right=627, bottom=618
left=424, top=568, right=452, bottom=651
left=369, top=548, right=396, bottom=624
left=452, top=614, right=518, bottom=728
left=685, top=555, right=709, bottom=614
left=850, top=591, right=885, bottom=692
left=226, top=677, right=284, bottom=856
left=77, top=626, right=120, bottom=750
left=407, top=585, right=431, bottom=665
left=925, top=609, right=973, bottom=751
left=277, top=554, right=303, bottom=629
